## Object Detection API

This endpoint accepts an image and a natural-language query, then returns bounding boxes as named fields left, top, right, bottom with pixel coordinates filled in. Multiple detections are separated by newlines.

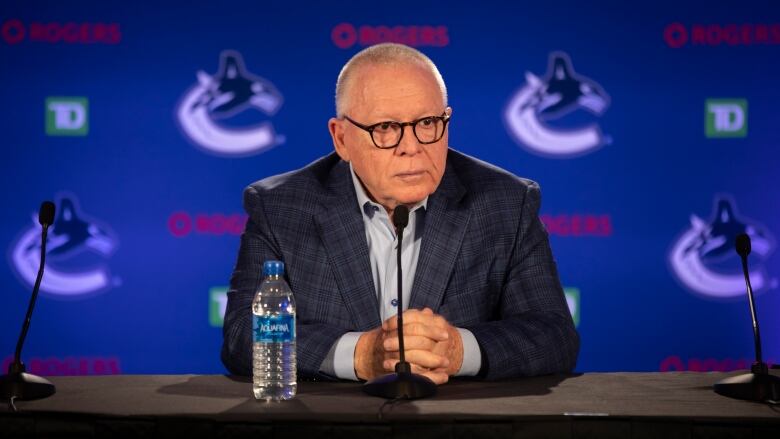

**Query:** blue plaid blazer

left=221, top=149, right=579, bottom=380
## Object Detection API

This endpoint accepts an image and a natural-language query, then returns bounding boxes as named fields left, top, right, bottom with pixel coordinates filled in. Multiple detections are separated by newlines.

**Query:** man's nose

left=395, top=125, right=421, bottom=155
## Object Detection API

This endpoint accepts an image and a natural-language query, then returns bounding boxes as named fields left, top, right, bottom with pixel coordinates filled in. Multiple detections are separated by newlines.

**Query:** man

left=222, top=43, right=579, bottom=383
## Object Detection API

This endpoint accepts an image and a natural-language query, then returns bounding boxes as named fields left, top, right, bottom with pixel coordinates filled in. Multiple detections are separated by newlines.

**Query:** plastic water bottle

left=252, top=260, right=296, bottom=401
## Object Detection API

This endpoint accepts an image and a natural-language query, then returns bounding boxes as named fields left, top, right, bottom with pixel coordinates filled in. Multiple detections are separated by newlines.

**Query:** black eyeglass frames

left=343, top=112, right=450, bottom=149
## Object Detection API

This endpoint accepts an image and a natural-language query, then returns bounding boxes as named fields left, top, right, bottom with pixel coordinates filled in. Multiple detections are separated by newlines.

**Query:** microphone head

left=735, top=233, right=751, bottom=257
left=39, top=201, right=56, bottom=226
left=392, top=205, right=409, bottom=230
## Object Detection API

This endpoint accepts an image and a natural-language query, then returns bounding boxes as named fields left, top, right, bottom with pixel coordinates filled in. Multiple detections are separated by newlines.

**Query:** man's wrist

left=318, top=332, right=362, bottom=380
left=354, top=328, right=380, bottom=380
left=446, top=325, right=464, bottom=376
left=454, top=328, right=482, bottom=376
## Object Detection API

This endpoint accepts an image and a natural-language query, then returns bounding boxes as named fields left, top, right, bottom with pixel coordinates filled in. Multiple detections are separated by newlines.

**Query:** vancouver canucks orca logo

left=504, top=52, right=611, bottom=158
left=669, top=196, right=776, bottom=299
left=176, top=50, right=284, bottom=157
left=9, top=194, right=119, bottom=298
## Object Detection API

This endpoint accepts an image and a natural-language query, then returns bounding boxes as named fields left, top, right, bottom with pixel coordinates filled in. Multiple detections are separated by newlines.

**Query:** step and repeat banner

left=2, top=1, right=778, bottom=375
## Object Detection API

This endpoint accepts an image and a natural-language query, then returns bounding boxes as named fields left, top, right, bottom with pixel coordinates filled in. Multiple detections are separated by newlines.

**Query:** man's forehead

left=353, top=62, right=437, bottom=88
left=349, top=63, right=443, bottom=118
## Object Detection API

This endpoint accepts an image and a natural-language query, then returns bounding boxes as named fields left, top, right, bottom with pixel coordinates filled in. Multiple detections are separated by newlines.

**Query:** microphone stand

left=363, top=205, right=436, bottom=399
left=713, top=233, right=780, bottom=403
left=0, top=202, right=57, bottom=403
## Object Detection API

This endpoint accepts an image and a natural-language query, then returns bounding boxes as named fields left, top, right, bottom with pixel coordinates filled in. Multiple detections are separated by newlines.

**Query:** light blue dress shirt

left=318, top=164, right=482, bottom=380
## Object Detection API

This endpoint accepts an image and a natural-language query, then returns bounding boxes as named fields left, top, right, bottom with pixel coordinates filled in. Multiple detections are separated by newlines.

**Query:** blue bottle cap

left=263, top=260, right=284, bottom=277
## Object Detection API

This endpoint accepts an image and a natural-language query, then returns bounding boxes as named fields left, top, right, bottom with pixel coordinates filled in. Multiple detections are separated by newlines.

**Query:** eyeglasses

left=343, top=112, right=451, bottom=149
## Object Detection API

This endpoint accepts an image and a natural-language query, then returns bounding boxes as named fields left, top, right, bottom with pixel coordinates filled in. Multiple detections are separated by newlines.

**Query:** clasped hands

left=354, top=307, right=463, bottom=385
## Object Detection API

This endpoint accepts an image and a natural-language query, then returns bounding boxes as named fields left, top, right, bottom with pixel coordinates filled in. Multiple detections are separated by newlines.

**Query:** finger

left=397, top=322, right=449, bottom=341
left=431, top=314, right=449, bottom=329
left=411, top=307, right=443, bottom=326
left=385, top=310, right=451, bottom=332
left=383, top=335, right=438, bottom=352
left=383, top=350, right=446, bottom=369
left=410, top=363, right=447, bottom=375
left=403, top=349, right=450, bottom=369
left=384, top=359, right=448, bottom=373
left=408, top=358, right=449, bottom=385
left=410, top=363, right=427, bottom=374
left=382, top=361, right=449, bottom=384
left=382, top=350, right=424, bottom=362
left=418, top=311, right=449, bottom=330
left=383, top=309, right=427, bottom=330
left=384, top=321, right=449, bottom=342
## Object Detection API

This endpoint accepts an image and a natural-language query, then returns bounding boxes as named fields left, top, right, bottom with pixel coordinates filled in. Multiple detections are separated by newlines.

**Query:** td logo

left=46, top=97, right=88, bottom=136
left=705, top=99, right=747, bottom=138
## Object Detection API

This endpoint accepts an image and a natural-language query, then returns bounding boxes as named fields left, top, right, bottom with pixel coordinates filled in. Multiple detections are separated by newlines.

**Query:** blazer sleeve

left=466, top=182, right=580, bottom=379
left=220, top=186, right=348, bottom=379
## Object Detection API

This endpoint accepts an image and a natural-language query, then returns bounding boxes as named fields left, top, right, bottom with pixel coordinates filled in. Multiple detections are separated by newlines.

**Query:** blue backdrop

left=2, top=1, right=778, bottom=376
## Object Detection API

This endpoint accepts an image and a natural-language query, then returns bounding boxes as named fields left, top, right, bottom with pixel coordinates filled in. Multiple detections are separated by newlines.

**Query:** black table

left=2, top=372, right=779, bottom=438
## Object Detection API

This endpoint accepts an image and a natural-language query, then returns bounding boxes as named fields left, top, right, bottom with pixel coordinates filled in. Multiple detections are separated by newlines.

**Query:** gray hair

left=334, top=43, right=448, bottom=117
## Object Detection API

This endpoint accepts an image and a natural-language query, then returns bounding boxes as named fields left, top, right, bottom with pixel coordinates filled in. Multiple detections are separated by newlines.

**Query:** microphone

left=363, top=204, right=436, bottom=399
left=391, top=206, right=411, bottom=367
left=0, top=201, right=58, bottom=404
left=393, top=204, right=409, bottom=229
left=713, top=233, right=780, bottom=404
left=735, top=233, right=751, bottom=258
left=39, top=201, right=55, bottom=226
left=735, top=233, right=765, bottom=371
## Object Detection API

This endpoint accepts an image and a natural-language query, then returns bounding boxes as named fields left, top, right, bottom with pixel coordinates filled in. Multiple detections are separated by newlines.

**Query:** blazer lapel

left=409, top=161, right=471, bottom=312
left=314, top=161, right=381, bottom=331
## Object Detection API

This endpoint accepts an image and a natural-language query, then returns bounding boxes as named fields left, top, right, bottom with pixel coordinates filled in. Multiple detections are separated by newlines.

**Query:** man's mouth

left=395, top=170, right=426, bottom=181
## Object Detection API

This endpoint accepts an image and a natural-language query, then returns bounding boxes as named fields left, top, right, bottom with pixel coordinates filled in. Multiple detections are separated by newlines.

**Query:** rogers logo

left=1, top=19, right=121, bottom=45
left=664, top=22, right=780, bottom=48
left=1, top=355, right=121, bottom=376
left=660, top=355, right=775, bottom=372
left=540, top=214, right=613, bottom=237
left=331, top=23, right=449, bottom=49
left=168, top=212, right=248, bottom=238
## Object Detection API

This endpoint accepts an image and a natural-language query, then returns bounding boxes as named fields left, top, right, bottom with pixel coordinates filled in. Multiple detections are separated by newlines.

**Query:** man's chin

left=394, top=191, right=433, bottom=207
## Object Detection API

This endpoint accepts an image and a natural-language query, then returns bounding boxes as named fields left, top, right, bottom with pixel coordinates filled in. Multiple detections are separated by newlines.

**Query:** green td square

left=46, top=97, right=89, bottom=136
left=705, top=99, right=747, bottom=138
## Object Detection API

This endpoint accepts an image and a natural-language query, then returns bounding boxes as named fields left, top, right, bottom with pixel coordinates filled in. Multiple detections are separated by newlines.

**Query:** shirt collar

left=349, top=162, right=428, bottom=219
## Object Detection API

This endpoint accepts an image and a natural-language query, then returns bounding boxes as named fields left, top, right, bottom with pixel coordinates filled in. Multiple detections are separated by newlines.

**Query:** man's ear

left=329, top=118, right=350, bottom=162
